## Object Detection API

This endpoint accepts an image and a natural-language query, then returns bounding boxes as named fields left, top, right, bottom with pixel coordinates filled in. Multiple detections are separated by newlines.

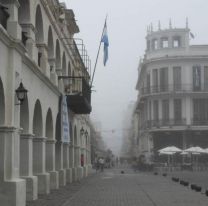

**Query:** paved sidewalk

left=27, top=169, right=208, bottom=206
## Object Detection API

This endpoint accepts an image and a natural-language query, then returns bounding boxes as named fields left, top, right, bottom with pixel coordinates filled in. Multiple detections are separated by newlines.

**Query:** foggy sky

left=61, top=0, right=208, bottom=155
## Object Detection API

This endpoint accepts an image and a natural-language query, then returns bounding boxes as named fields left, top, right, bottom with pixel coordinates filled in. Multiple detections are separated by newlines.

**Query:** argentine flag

left=101, top=22, right=109, bottom=66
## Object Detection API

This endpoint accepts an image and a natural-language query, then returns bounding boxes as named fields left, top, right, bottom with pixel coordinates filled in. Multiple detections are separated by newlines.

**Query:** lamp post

left=15, top=82, right=28, bottom=105
left=80, top=127, right=84, bottom=136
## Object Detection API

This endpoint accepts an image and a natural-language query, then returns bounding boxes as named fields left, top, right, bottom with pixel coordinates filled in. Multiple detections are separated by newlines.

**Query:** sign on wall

left=62, top=95, right=70, bottom=143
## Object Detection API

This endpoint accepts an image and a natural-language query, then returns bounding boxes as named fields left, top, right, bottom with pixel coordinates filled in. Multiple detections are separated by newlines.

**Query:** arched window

left=35, top=5, right=44, bottom=43
left=47, top=26, right=54, bottom=59
left=33, top=99, right=43, bottom=136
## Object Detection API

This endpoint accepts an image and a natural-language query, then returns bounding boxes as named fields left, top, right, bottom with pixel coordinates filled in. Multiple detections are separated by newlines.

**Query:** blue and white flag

left=101, top=22, right=109, bottom=66
left=190, top=32, right=195, bottom=39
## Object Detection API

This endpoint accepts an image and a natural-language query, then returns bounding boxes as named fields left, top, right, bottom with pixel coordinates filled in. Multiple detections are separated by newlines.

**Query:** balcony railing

left=191, top=118, right=208, bottom=126
left=140, top=84, right=208, bottom=96
left=59, top=76, right=91, bottom=114
left=139, top=119, right=187, bottom=130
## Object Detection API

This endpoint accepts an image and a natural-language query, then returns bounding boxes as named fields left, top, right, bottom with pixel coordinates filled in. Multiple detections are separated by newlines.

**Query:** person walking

left=99, top=157, right=105, bottom=172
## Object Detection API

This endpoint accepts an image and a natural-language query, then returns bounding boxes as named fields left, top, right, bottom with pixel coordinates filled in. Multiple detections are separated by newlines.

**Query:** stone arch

left=0, top=77, right=5, bottom=125
left=45, top=108, right=53, bottom=139
left=18, top=0, right=30, bottom=23
left=55, top=39, right=61, bottom=70
left=62, top=52, right=67, bottom=75
left=35, top=5, right=44, bottom=43
left=68, top=61, right=71, bottom=76
left=74, top=125, right=77, bottom=146
left=55, top=112, right=62, bottom=171
left=33, top=99, right=43, bottom=136
left=20, top=96, right=29, bottom=133
left=69, top=123, right=73, bottom=143
left=74, top=125, right=78, bottom=167
left=47, top=26, right=54, bottom=59
left=55, top=112, right=61, bottom=142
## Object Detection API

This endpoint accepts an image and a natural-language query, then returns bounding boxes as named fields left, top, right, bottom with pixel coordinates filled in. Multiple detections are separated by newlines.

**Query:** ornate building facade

left=135, top=21, right=208, bottom=162
left=0, top=0, right=92, bottom=205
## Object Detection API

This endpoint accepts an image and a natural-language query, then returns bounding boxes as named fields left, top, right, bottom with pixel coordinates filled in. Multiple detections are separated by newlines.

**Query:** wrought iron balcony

left=140, top=84, right=208, bottom=96
left=191, top=118, right=208, bottom=126
left=139, top=119, right=187, bottom=130
left=59, top=76, right=91, bottom=114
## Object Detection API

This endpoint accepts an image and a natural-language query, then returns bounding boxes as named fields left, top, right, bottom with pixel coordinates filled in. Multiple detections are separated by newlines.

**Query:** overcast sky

left=61, top=0, right=208, bottom=155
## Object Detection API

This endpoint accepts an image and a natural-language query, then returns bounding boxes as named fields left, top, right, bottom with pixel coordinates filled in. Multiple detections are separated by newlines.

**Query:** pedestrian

left=99, top=157, right=105, bottom=172
left=95, top=157, right=100, bottom=172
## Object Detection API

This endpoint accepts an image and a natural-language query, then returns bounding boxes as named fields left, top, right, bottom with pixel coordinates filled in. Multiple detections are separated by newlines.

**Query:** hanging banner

left=62, top=95, right=70, bottom=143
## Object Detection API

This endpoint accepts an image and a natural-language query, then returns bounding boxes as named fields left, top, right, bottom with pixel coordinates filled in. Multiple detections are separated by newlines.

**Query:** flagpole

left=90, top=16, right=107, bottom=88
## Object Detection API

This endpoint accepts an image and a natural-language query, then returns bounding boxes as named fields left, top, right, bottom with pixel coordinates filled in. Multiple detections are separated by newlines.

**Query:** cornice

left=143, top=55, right=208, bottom=65
left=20, top=23, right=36, bottom=32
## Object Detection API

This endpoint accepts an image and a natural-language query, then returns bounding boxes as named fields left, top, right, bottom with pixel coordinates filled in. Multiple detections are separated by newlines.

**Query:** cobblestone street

left=27, top=169, right=208, bottom=206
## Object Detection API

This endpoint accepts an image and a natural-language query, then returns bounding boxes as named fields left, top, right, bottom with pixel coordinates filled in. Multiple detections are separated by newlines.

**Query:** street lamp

left=80, top=127, right=84, bottom=136
left=85, top=130, right=88, bottom=137
left=15, top=82, right=28, bottom=105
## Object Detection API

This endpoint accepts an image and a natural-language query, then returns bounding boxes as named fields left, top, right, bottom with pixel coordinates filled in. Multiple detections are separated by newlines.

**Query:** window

left=173, top=67, right=181, bottom=91
left=161, top=37, right=168, bottom=48
left=152, top=39, right=158, bottom=50
left=173, top=36, right=181, bottom=48
left=160, top=67, right=168, bottom=92
left=162, top=100, right=169, bottom=124
left=193, top=65, right=201, bottom=91
left=149, top=101, right=152, bottom=121
left=152, top=69, right=158, bottom=93
left=204, top=66, right=208, bottom=90
left=174, top=99, right=182, bottom=124
left=153, top=100, right=159, bottom=122
left=38, top=52, right=42, bottom=67
left=146, top=73, right=150, bottom=94
left=193, top=99, right=208, bottom=124
left=147, top=40, right=150, bottom=51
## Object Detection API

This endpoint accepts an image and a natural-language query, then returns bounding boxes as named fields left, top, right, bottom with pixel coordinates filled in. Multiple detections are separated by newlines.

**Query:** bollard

left=162, top=173, right=167, bottom=177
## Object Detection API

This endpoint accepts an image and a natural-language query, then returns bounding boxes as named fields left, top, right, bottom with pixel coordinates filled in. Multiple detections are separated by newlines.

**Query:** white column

left=63, top=143, right=72, bottom=183
left=5, top=0, right=21, bottom=39
left=55, top=141, right=66, bottom=186
left=0, top=126, right=26, bottom=206
left=33, top=137, right=50, bottom=194
left=20, top=133, right=38, bottom=201
left=46, top=139, right=59, bottom=189
left=69, top=144, right=76, bottom=182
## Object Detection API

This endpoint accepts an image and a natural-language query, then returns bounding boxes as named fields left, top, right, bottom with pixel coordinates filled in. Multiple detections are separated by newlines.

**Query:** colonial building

left=0, top=0, right=92, bottom=205
left=135, top=21, right=208, bottom=162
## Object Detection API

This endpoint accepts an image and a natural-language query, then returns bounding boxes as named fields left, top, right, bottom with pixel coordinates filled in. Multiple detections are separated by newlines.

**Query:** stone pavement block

left=27, top=169, right=208, bottom=206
